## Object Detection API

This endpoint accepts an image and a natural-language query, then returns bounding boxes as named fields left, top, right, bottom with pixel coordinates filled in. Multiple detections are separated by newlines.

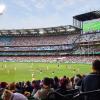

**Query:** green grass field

left=0, top=62, right=91, bottom=82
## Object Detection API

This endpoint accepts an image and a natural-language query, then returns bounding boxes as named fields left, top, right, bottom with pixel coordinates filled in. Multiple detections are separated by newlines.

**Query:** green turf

left=0, top=62, right=91, bottom=82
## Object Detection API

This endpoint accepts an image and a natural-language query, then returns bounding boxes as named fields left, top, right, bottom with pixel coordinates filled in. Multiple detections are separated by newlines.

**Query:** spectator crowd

left=0, top=56, right=99, bottom=63
left=0, top=34, right=78, bottom=46
left=0, top=59, right=100, bottom=100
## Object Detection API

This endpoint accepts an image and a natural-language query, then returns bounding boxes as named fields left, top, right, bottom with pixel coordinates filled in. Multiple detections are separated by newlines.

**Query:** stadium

left=0, top=9, right=100, bottom=100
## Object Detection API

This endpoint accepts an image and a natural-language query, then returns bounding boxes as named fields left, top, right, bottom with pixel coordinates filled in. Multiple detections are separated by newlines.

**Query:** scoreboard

left=83, top=19, right=100, bottom=32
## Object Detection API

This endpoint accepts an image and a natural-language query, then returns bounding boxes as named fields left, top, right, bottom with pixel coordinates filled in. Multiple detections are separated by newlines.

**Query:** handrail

left=73, top=89, right=100, bottom=99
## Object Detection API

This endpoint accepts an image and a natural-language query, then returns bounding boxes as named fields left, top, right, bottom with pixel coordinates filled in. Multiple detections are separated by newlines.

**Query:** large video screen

left=83, top=19, right=100, bottom=33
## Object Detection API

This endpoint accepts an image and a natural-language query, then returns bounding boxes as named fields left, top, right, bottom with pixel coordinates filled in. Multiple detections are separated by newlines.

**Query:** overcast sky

left=0, top=0, right=100, bottom=29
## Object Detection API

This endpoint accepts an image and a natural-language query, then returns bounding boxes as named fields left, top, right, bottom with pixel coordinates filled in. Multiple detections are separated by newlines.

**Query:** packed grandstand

left=0, top=25, right=99, bottom=63
left=0, top=26, right=99, bottom=63
left=0, top=11, right=100, bottom=100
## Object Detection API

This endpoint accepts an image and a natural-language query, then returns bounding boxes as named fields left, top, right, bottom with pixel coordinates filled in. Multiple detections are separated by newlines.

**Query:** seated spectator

left=73, top=74, right=82, bottom=89
left=50, top=78, right=55, bottom=89
left=53, top=76, right=60, bottom=89
left=81, top=59, right=100, bottom=100
left=15, top=82, right=24, bottom=93
left=60, top=76, right=72, bottom=90
left=0, top=82, right=8, bottom=89
left=2, top=89, right=28, bottom=100
left=56, top=76, right=72, bottom=95
left=31, top=80, right=40, bottom=96
left=7, top=82, right=16, bottom=93
left=24, top=81, right=33, bottom=94
left=34, top=77, right=54, bottom=100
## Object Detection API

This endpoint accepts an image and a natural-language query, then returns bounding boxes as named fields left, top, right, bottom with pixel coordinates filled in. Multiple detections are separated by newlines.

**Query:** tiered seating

left=0, top=34, right=78, bottom=47
left=76, top=33, right=100, bottom=43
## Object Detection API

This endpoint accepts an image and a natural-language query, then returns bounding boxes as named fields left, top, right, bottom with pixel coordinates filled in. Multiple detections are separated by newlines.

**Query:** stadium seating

left=0, top=34, right=78, bottom=46
left=0, top=76, right=79, bottom=100
left=0, top=56, right=99, bottom=63
left=0, top=10, right=100, bottom=100
left=76, top=33, right=100, bottom=43
left=0, top=75, right=100, bottom=100
left=0, top=32, right=99, bottom=57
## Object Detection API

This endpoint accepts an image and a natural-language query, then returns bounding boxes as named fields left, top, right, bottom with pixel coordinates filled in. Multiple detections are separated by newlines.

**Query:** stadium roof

left=0, top=25, right=81, bottom=36
left=73, top=11, right=100, bottom=21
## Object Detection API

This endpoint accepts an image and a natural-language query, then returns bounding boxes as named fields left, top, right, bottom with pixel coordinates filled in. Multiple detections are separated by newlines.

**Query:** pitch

left=0, top=62, right=91, bottom=82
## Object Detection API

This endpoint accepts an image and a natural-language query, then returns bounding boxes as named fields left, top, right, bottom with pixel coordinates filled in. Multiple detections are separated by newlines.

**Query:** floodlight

left=0, top=4, right=6, bottom=15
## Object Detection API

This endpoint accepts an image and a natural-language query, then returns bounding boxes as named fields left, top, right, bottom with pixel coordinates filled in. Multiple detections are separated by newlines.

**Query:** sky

left=0, top=0, right=100, bottom=29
